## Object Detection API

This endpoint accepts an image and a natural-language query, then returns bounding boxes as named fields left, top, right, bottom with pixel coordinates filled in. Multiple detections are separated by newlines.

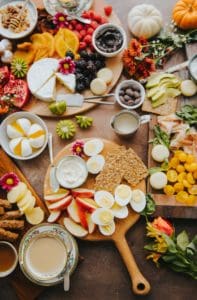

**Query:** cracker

left=142, top=97, right=178, bottom=115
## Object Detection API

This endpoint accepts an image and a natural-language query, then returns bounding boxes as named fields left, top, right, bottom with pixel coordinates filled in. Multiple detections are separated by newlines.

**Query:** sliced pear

left=17, top=190, right=32, bottom=208
left=20, top=196, right=36, bottom=213
left=7, top=182, right=27, bottom=203
left=152, top=95, right=167, bottom=108
left=146, top=73, right=174, bottom=88
left=166, top=88, right=181, bottom=98
left=151, top=89, right=165, bottom=102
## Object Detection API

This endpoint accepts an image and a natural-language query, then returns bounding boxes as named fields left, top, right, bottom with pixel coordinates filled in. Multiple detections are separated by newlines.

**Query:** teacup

left=110, top=110, right=150, bottom=137
left=0, top=241, right=18, bottom=277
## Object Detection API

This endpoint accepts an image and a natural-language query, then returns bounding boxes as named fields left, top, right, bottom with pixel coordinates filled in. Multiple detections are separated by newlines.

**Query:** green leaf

left=144, top=244, right=155, bottom=251
left=162, top=254, right=176, bottom=263
left=140, top=194, right=156, bottom=217
left=162, top=234, right=177, bottom=253
left=177, top=231, right=190, bottom=251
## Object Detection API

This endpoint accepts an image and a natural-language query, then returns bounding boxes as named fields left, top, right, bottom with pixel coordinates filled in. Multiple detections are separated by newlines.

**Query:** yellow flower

left=147, top=253, right=161, bottom=266
left=146, top=222, right=168, bottom=253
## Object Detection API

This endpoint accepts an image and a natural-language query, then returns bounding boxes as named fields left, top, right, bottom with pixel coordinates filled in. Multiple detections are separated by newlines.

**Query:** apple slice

left=63, top=217, right=88, bottom=237
left=20, top=196, right=36, bottom=213
left=72, top=188, right=94, bottom=198
left=77, top=205, right=88, bottom=229
left=75, top=197, right=98, bottom=213
left=44, top=190, right=70, bottom=202
left=48, top=195, right=72, bottom=211
left=67, top=199, right=80, bottom=223
left=7, top=182, right=27, bottom=203
left=86, top=213, right=96, bottom=234
left=47, top=211, right=61, bottom=223
left=17, top=190, right=32, bottom=208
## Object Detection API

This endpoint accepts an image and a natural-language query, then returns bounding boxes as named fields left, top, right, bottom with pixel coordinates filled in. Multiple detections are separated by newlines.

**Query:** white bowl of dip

left=56, top=155, right=88, bottom=189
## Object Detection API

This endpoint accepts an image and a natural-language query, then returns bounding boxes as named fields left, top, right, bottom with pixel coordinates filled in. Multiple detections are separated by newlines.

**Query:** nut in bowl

left=115, top=79, right=145, bottom=109
left=0, top=112, right=48, bottom=160
left=92, top=23, right=127, bottom=58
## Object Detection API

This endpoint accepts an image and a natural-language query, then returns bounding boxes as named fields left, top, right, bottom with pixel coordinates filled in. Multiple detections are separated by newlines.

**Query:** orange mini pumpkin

left=172, top=0, right=197, bottom=29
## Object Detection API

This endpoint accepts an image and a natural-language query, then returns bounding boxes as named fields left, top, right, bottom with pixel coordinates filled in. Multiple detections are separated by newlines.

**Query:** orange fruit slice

left=55, top=28, right=79, bottom=58
left=34, top=47, right=50, bottom=61
left=30, top=33, right=46, bottom=46
left=42, top=32, right=55, bottom=56
left=14, top=47, right=37, bottom=65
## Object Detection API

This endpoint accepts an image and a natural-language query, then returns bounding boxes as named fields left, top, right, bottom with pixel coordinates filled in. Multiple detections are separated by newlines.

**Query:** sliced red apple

left=72, top=188, right=95, bottom=198
left=77, top=205, right=88, bottom=230
left=63, top=217, right=88, bottom=237
left=47, top=211, right=61, bottom=223
left=44, top=190, right=70, bottom=202
left=86, top=213, right=96, bottom=234
left=48, top=195, right=72, bottom=211
left=75, top=197, right=98, bottom=213
left=67, top=199, right=80, bottom=223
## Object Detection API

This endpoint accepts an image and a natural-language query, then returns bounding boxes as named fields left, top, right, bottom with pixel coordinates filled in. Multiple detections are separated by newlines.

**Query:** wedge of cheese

left=56, top=73, right=76, bottom=93
left=27, top=58, right=59, bottom=95
left=35, top=75, right=56, bottom=102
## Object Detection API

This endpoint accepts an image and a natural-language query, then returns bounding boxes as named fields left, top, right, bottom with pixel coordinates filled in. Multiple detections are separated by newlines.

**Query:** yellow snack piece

left=164, top=185, right=175, bottom=196
left=30, top=33, right=46, bottom=46
left=167, top=170, right=178, bottom=183
left=184, top=163, right=190, bottom=172
left=174, top=150, right=183, bottom=158
left=14, top=47, right=36, bottom=64
left=186, top=173, right=195, bottom=185
left=188, top=185, right=197, bottom=195
left=178, top=152, right=187, bottom=162
left=193, top=171, right=197, bottom=180
left=182, top=179, right=192, bottom=189
left=17, top=42, right=32, bottom=50
left=42, top=32, right=55, bottom=57
left=169, top=157, right=179, bottom=168
left=176, top=164, right=185, bottom=173
left=187, top=162, right=197, bottom=172
left=176, top=191, right=189, bottom=203
left=174, top=182, right=184, bottom=193
left=177, top=172, right=187, bottom=183
left=186, top=154, right=195, bottom=164
left=186, top=195, right=197, bottom=205
left=34, top=47, right=50, bottom=61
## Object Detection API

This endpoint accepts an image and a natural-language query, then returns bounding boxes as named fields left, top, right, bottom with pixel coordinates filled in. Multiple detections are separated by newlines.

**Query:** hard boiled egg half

left=7, top=118, right=31, bottom=139
left=87, top=155, right=105, bottom=174
left=130, top=189, right=146, bottom=213
left=84, top=139, right=104, bottom=156
left=94, top=190, right=114, bottom=209
left=91, top=208, right=115, bottom=236
left=115, top=184, right=132, bottom=206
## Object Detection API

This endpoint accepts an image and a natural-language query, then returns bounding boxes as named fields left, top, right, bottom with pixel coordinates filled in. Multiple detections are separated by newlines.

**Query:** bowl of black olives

left=92, top=23, right=126, bottom=58
left=115, top=80, right=145, bottom=110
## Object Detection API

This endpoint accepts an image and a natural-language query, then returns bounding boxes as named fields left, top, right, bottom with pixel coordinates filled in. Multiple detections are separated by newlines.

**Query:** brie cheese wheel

left=35, top=75, right=56, bottom=102
left=27, top=58, right=59, bottom=94
left=56, top=73, right=76, bottom=93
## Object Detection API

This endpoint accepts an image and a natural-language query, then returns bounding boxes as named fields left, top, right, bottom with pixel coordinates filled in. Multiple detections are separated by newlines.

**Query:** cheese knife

left=56, top=93, right=115, bottom=107
left=48, top=133, right=59, bottom=193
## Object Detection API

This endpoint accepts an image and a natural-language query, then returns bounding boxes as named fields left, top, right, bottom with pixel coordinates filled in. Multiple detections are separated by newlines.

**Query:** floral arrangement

left=141, top=195, right=197, bottom=279
left=123, top=28, right=197, bottom=79
left=72, top=140, right=84, bottom=157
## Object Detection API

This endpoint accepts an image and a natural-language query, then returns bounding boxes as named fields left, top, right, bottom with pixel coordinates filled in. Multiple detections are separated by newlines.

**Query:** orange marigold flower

left=129, top=39, right=142, bottom=56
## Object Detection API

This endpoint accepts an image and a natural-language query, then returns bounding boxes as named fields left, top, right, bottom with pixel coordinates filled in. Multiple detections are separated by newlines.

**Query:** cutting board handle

left=114, top=236, right=150, bottom=295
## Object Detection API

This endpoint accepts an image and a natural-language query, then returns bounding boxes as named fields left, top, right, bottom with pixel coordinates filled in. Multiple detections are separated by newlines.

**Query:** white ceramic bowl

left=0, top=112, right=48, bottom=160
left=92, top=23, right=127, bottom=58
left=0, top=241, right=18, bottom=277
left=115, top=79, right=145, bottom=110
left=0, top=0, right=38, bottom=40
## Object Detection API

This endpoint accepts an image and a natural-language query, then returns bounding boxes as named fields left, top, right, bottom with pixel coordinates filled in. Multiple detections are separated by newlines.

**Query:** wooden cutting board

left=0, top=148, right=48, bottom=300
left=23, top=0, right=123, bottom=117
left=44, top=139, right=151, bottom=295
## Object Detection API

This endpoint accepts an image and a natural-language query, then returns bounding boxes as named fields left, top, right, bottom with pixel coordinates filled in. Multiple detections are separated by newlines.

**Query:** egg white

left=7, top=124, right=23, bottom=139
left=94, top=190, right=114, bottom=209
left=91, top=208, right=114, bottom=226
left=21, top=138, right=32, bottom=157
left=84, top=139, right=104, bottom=156
left=9, top=137, right=23, bottom=155
left=99, top=221, right=115, bottom=236
left=111, top=203, right=129, bottom=219
left=16, top=118, right=31, bottom=135
left=86, top=155, right=105, bottom=174
left=115, top=184, right=132, bottom=206
left=130, top=189, right=146, bottom=213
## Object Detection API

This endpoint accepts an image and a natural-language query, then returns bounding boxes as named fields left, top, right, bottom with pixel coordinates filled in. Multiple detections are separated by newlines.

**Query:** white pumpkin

left=128, top=4, right=163, bottom=39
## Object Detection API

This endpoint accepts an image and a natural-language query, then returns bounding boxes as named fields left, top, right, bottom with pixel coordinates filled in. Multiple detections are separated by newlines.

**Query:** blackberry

left=79, top=51, right=90, bottom=60
left=75, top=60, right=86, bottom=69
left=83, top=77, right=91, bottom=88
left=95, top=60, right=105, bottom=70
left=76, top=73, right=84, bottom=81
left=76, top=83, right=85, bottom=92
left=65, top=50, right=74, bottom=59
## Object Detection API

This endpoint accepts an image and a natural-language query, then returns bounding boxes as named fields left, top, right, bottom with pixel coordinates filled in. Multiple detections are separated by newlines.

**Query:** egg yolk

left=99, top=211, right=112, bottom=224
left=28, top=130, right=45, bottom=138
left=14, top=141, right=22, bottom=156
left=12, top=121, right=24, bottom=135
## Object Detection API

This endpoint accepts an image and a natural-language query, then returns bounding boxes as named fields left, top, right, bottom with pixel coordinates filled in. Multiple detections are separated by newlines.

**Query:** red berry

left=104, top=5, right=112, bottom=16
left=94, top=14, right=102, bottom=23
left=101, top=17, right=108, bottom=24
left=68, top=24, right=73, bottom=30
left=91, top=21, right=98, bottom=29
left=76, top=23, right=83, bottom=31
left=88, top=10, right=95, bottom=19
left=79, top=29, right=86, bottom=38
left=70, top=19, right=77, bottom=26
left=82, top=11, right=90, bottom=18
left=73, top=30, right=81, bottom=39
left=87, top=27, right=94, bottom=35
left=83, top=34, right=92, bottom=45
left=79, top=41, right=87, bottom=50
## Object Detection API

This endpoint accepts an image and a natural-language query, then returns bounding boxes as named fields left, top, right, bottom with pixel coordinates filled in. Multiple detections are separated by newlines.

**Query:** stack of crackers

left=95, top=146, right=148, bottom=193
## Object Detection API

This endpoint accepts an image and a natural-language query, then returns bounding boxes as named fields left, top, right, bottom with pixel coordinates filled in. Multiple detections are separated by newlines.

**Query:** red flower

left=129, top=39, right=142, bottom=56
left=0, top=172, right=20, bottom=191
left=72, top=140, right=84, bottom=157
left=53, top=13, right=68, bottom=29
left=152, top=217, right=174, bottom=236
left=58, top=57, right=76, bottom=75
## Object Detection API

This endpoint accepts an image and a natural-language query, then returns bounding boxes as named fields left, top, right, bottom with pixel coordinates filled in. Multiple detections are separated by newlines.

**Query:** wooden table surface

left=0, top=0, right=197, bottom=299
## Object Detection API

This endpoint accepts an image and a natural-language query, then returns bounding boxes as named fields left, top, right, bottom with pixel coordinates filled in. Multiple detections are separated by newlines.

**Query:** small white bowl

left=92, top=23, right=127, bottom=58
left=0, top=0, right=38, bottom=40
left=0, top=241, right=18, bottom=277
left=115, top=79, right=145, bottom=110
left=0, top=111, right=48, bottom=160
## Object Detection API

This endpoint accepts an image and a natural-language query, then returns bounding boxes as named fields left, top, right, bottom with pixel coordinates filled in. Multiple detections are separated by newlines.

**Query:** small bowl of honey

left=0, top=241, right=18, bottom=277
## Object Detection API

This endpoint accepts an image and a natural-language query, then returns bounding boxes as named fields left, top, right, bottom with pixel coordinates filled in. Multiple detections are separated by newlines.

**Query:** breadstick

left=0, top=199, right=12, bottom=209
left=0, top=207, right=5, bottom=215
left=0, top=228, right=19, bottom=242
left=0, top=210, right=22, bottom=220
left=0, top=220, right=24, bottom=230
